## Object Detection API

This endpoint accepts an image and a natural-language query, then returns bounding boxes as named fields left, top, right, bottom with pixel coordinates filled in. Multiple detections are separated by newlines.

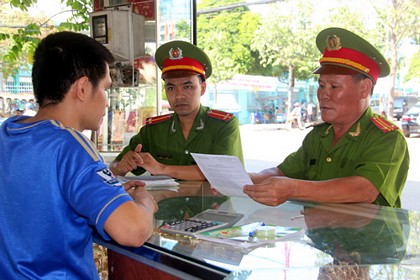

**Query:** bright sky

left=27, top=0, right=71, bottom=24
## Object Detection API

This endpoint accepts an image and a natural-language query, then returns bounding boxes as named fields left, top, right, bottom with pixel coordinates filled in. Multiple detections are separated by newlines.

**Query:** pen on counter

left=248, top=222, right=265, bottom=238
left=291, top=215, right=304, bottom=220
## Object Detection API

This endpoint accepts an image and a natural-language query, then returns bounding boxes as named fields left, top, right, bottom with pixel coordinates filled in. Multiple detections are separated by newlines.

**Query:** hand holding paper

left=191, top=153, right=252, bottom=197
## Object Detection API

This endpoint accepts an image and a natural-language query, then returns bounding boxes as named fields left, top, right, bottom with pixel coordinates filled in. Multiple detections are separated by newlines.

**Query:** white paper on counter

left=117, top=175, right=179, bottom=191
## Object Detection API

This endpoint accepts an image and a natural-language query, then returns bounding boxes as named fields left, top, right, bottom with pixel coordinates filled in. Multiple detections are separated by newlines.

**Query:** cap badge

left=169, top=47, right=183, bottom=60
left=326, top=34, right=342, bottom=51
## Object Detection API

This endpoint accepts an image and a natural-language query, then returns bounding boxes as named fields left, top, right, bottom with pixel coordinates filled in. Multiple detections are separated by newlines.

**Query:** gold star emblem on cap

left=169, top=47, right=183, bottom=60
left=326, top=34, right=342, bottom=51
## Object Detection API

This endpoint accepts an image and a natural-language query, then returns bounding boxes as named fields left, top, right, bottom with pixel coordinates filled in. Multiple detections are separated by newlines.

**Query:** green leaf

left=0, top=33, right=11, bottom=40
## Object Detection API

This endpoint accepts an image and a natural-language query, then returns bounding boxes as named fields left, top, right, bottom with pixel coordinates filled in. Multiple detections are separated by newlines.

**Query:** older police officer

left=244, top=27, right=409, bottom=208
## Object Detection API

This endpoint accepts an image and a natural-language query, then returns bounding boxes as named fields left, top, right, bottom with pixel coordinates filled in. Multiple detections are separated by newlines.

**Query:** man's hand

left=244, top=175, right=379, bottom=206
left=122, top=179, right=146, bottom=190
left=243, top=176, right=294, bottom=206
left=137, top=152, right=166, bottom=176
left=113, top=144, right=144, bottom=175
left=123, top=180, right=158, bottom=214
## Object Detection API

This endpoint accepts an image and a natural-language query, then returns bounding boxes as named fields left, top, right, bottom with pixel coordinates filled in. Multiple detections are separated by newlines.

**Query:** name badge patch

left=96, top=168, right=121, bottom=186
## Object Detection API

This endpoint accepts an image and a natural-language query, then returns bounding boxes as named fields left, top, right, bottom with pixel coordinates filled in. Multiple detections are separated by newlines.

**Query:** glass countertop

left=96, top=180, right=420, bottom=279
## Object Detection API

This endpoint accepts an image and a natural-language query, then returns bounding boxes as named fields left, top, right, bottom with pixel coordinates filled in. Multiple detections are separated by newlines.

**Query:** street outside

left=239, top=123, right=420, bottom=212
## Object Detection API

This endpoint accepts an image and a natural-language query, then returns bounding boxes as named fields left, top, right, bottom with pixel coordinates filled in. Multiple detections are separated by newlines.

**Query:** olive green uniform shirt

left=279, top=108, right=409, bottom=207
left=116, top=105, right=243, bottom=175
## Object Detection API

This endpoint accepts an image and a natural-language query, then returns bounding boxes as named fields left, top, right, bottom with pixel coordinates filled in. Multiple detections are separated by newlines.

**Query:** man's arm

left=110, top=144, right=206, bottom=180
left=243, top=175, right=379, bottom=206
left=137, top=152, right=206, bottom=180
left=103, top=181, right=158, bottom=247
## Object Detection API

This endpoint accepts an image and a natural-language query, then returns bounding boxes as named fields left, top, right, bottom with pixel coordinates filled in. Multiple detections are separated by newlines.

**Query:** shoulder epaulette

left=207, top=109, right=234, bottom=121
left=145, top=113, right=173, bottom=126
left=370, top=115, right=399, bottom=133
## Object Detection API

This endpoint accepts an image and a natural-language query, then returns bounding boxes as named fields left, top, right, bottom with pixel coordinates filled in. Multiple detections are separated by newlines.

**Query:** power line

left=197, top=0, right=283, bottom=15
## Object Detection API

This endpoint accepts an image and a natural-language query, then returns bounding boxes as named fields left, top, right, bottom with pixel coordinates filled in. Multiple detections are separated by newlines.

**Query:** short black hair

left=32, top=31, right=114, bottom=107
left=352, top=73, right=370, bottom=81
left=352, top=73, right=375, bottom=95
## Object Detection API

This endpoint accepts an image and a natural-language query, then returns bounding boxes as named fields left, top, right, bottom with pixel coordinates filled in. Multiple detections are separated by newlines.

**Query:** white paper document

left=117, top=175, right=179, bottom=191
left=191, top=153, right=253, bottom=197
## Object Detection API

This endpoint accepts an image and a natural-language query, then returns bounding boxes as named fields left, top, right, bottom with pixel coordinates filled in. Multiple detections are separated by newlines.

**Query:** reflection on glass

left=304, top=206, right=409, bottom=279
left=155, top=195, right=229, bottom=224
left=97, top=87, right=157, bottom=152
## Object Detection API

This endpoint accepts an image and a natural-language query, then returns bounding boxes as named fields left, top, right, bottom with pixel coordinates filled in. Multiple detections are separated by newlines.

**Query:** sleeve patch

left=145, top=113, right=173, bottom=126
left=370, top=115, right=399, bottom=133
left=207, top=109, right=234, bottom=121
left=96, top=168, right=122, bottom=186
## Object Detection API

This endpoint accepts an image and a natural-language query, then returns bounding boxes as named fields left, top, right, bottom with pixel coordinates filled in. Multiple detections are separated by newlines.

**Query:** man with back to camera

left=244, top=27, right=409, bottom=208
left=110, top=40, right=244, bottom=181
left=0, top=31, right=158, bottom=279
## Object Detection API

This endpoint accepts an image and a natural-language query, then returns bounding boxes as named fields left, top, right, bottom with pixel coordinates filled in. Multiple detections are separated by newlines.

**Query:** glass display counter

left=94, top=180, right=420, bottom=279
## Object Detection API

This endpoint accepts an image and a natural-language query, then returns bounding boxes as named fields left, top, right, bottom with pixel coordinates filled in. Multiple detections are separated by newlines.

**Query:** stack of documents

left=117, top=175, right=179, bottom=191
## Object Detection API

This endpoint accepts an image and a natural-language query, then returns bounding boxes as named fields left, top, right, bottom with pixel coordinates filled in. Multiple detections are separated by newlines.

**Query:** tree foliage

left=251, top=0, right=319, bottom=84
left=197, top=0, right=264, bottom=84
left=1, top=0, right=418, bottom=102
left=0, top=0, right=91, bottom=77
left=251, top=0, right=419, bottom=115
left=175, top=19, right=191, bottom=41
left=405, top=49, right=420, bottom=83
left=1, top=1, right=42, bottom=76
left=369, top=0, right=420, bottom=117
left=250, top=0, right=320, bottom=113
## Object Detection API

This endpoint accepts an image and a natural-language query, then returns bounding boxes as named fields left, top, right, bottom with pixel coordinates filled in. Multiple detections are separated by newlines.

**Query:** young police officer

left=110, top=41, right=244, bottom=180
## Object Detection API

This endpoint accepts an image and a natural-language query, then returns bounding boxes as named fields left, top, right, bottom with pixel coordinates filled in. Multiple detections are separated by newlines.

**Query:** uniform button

left=326, top=157, right=332, bottom=162
left=185, top=150, right=189, bottom=154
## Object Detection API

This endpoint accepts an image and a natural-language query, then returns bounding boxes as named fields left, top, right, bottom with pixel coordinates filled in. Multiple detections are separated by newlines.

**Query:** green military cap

left=313, top=27, right=390, bottom=83
left=155, top=40, right=212, bottom=80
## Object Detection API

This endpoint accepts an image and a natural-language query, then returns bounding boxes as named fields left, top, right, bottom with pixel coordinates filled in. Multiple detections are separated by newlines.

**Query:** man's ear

left=361, top=78, right=373, bottom=99
left=200, top=81, right=207, bottom=96
left=74, top=76, right=90, bottom=101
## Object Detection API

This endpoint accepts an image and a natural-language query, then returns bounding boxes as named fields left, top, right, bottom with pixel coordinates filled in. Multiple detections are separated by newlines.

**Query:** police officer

left=110, top=41, right=243, bottom=180
left=244, top=27, right=409, bottom=208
